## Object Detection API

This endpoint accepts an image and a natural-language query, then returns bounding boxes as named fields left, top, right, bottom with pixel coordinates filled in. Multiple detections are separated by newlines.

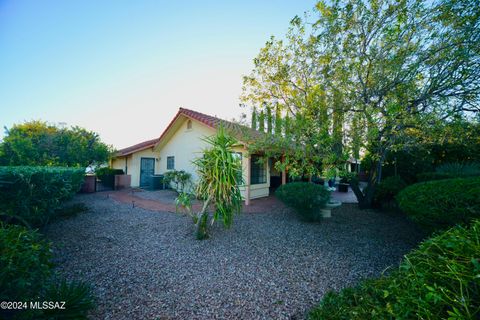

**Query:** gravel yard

left=45, top=192, right=424, bottom=320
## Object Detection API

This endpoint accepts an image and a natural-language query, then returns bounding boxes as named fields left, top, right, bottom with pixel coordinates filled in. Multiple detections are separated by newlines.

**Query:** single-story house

left=111, top=108, right=285, bottom=204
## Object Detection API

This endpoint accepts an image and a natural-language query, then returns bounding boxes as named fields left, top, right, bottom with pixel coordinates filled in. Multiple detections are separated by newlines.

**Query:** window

left=186, top=120, right=192, bottom=129
left=250, top=155, right=266, bottom=184
left=232, top=152, right=243, bottom=185
left=167, top=156, right=175, bottom=170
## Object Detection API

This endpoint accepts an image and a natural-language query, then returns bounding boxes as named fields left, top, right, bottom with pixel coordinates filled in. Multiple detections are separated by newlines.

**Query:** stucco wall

left=111, top=148, right=161, bottom=187
left=157, top=117, right=270, bottom=199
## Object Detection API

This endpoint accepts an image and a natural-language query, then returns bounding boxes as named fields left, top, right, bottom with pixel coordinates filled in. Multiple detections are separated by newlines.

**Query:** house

left=110, top=108, right=285, bottom=204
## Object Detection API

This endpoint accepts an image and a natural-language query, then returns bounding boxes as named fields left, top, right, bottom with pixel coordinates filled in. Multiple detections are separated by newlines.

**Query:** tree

left=175, top=127, right=243, bottom=239
left=258, top=110, right=265, bottom=132
left=242, top=0, right=480, bottom=208
left=275, top=104, right=282, bottom=135
left=0, top=121, right=112, bottom=167
left=266, top=104, right=273, bottom=134
left=251, top=107, right=258, bottom=130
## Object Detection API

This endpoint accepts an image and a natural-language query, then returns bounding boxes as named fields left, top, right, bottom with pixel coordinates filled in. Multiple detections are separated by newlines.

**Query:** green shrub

left=416, top=171, right=455, bottom=182
left=436, top=162, right=480, bottom=177
left=0, top=166, right=85, bottom=227
left=0, top=224, right=52, bottom=302
left=309, top=220, right=480, bottom=320
left=275, top=182, right=330, bottom=222
left=0, top=225, right=95, bottom=319
left=373, top=176, right=407, bottom=207
left=41, top=279, right=94, bottom=320
left=397, top=177, right=480, bottom=232
left=95, top=167, right=124, bottom=189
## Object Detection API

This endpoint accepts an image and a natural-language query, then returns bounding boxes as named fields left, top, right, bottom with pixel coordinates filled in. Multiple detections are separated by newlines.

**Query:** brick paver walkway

left=107, top=189, right=286, bottom=214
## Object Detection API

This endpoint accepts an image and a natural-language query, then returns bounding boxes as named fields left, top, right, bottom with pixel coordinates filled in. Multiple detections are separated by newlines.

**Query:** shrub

left=416, top=171, right=455, bottom=182
left=0, top=224, right=52, bottom=302
left=164, top=170, right=192, bottom=192
left=436, top=162, right=480, bottom=177
left=0, top=166, right=85, bottom=227
left=95, top=167, right=124, bottom=189
left=275, top=182, right=330, bottom=222
left=309, top=220, right=480, bottom=319
left=397, top=177, right=480, bottom=232
left=373, top=176, right=407, bottom=207
left=0, top=225, right=95, bottom=319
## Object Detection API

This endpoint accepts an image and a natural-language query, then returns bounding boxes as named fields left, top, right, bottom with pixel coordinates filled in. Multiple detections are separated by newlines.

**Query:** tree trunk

left=350, top=153, right=385, bottom=209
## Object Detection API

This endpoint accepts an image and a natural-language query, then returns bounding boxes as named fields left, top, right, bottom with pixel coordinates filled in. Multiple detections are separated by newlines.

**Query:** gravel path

left=45, top=193, right=424, bottom=320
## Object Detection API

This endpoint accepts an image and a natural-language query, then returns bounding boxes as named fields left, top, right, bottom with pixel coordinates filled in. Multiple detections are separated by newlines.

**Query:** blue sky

left=0, top=0, right=316, bottom=148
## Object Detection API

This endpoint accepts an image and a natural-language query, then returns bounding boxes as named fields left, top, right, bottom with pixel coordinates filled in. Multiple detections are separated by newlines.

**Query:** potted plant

left=338, top=171, right=356, bottom=192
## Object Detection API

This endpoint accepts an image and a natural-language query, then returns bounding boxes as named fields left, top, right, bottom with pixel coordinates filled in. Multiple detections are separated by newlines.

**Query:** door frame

left=139, top=157, right=155, bottom=188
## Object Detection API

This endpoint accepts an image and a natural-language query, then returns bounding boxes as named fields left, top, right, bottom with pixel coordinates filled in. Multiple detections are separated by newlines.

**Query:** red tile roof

left=115, top=138, right=158, bottom=157
left=157, top=107, right=261, bottom=144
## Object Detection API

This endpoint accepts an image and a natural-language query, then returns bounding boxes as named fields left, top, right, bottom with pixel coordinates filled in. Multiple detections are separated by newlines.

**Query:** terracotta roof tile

left=115, top=138, right=158, bottom=157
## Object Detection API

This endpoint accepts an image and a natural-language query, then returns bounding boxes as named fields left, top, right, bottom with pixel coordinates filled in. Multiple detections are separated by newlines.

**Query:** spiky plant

left=176, top=126, right=243, bottom=239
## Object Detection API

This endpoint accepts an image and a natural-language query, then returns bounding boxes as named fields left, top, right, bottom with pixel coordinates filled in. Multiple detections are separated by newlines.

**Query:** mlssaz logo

left=30, top=301, right=66, bottom=310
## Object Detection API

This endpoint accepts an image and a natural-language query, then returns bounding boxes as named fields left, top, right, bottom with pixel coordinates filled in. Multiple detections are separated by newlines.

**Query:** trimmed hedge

left=309, top=220, right=480, bottom=319
left=275, top=182, right=330, bottom=222
left=95, top=167, right=124, bottom=189
left=397, top=177, right=480, bottom=232
left=0, top=224, right=94, bottom=319
left=416, top=171, right=454, bottom=182
left=0, top=166, right=84, bottom=227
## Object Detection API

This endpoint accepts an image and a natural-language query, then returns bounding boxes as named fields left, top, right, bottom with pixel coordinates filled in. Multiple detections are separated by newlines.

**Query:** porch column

left=281, top=155, right=287, bottom=185
left=245, top=155, right=251, bottom=206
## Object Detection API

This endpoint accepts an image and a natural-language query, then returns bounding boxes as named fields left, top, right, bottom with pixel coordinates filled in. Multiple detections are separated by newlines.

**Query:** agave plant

left=176, top=126, right=243, bottom=239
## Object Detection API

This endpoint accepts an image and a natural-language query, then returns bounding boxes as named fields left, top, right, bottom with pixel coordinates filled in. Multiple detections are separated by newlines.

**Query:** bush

left=309, top=220, right=480, bottom=319
left=436, top=162, right=480, bottom=177
left=373, top=176, right=407, bottom=207
left=397, top=177, right=480, bottom=232
left=0, top=224, right=52, bottom=302
left=275, top=182, right=330, bottom=222
left=0, top=225, right=94, bottom=319
left=0, top=166, right=85, bottom=227
left=416, top=171, right=455, bottom=182
left=95, top=167, right=124, bottom=189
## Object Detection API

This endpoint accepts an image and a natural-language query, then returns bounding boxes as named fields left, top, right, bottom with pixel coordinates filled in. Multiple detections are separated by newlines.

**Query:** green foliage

left=251, top=107, right=257, bottom=130
left=266, top=104, right=273, bottom=134
left=436, top=162, right=480, bottom=177
left=41, top=279, right=94, bottom=320
left=95, top=167, right=124, bottom=189
left=242, top=0, right=480, bottom=208
left=0, top=121, right=112, bottom=167
left=258, top=110, right=265, bottom=132
left=309, top=220, right=480, bottom=320
left=0, top=224, right=52, bottom=302
left=275, top=182, right=330, bottom=222
left=373, top=176, right=407, bottom=207
left=178, top=127, right=243, bottom=239
left=416, top=171, right=454, bottom=181
left=397, top=177, right=480, bottom=232
left=164, top=170, right=192, bottom=192
left=0, top=225, right=94, bottom=319
left=0, top=166, right=85, bottom=227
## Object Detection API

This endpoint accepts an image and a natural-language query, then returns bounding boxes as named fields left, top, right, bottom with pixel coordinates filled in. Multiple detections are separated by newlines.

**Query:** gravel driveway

left=45, top=193, right=424, bottom=320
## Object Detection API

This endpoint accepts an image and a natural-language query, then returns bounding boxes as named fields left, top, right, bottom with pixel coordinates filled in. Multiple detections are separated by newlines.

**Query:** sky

left=0, top=0, right=316, bottom=149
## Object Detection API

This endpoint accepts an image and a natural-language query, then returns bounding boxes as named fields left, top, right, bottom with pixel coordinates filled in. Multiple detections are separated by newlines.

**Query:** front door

left=140, top=157, right=155, bottom=188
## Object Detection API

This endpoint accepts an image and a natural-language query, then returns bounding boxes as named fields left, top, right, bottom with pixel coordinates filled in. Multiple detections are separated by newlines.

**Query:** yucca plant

left=176, top=126, right=243, bottom=239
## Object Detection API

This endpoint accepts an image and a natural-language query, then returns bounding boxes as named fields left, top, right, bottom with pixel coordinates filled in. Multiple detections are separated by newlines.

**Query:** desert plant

left=309, top=220, right=480, bottom=319
left=0, top=166, right=85, bottom=227
left=275, top=182, right=330, bottom=222
left=176, top=127, right=243, bottom=239
left=397, top=177, right=480, bottom=232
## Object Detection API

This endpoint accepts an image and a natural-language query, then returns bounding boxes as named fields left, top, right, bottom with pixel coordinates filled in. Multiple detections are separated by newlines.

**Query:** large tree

left=0, top=121, right=112, bottom=167
left=242, top=0, right=480, bottom=207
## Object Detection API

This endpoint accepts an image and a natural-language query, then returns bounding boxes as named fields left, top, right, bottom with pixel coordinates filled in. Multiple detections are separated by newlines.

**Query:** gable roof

left=115, top=138, right=158, bottom=157
left=156, top=107, right=262, bottom=147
